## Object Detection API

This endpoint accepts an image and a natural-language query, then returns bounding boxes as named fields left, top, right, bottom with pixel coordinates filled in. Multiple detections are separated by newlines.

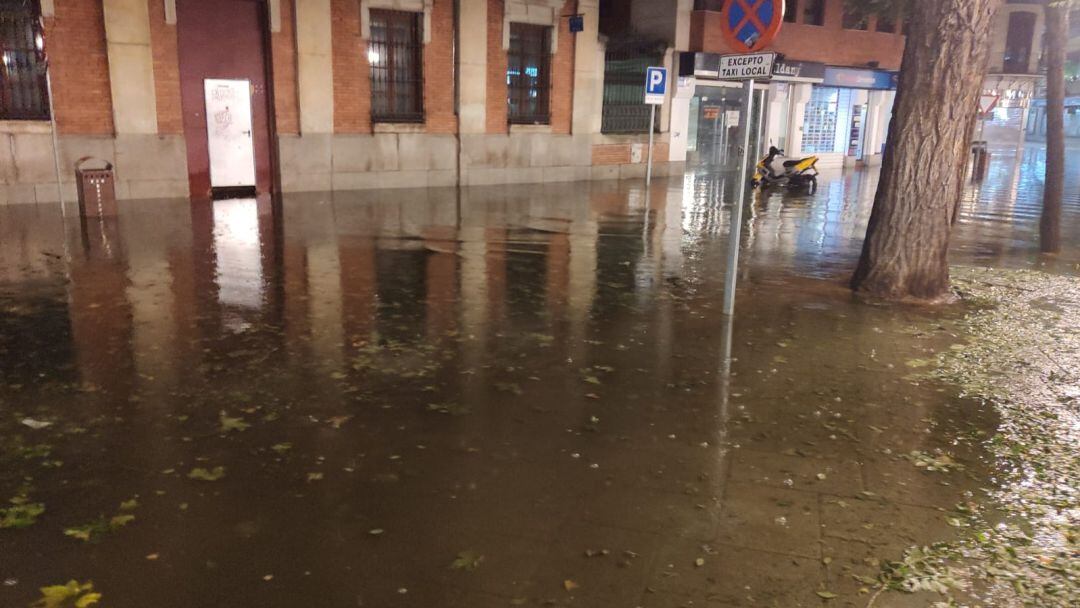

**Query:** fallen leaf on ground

left=188, top=466, right=226, bottom=481
left=450, top=550, right=484, bottom=571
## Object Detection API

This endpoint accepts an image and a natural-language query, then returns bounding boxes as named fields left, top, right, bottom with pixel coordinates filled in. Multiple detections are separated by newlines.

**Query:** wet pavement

left=0, top=144, right=1078, bottom=607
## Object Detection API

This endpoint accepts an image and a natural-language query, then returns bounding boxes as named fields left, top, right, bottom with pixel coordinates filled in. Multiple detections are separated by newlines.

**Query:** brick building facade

left=1, top=0, right=684, bottom=204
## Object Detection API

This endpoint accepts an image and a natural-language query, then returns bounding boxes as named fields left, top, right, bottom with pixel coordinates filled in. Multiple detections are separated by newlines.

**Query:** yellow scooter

left=751, top=146, right=819, bottom=192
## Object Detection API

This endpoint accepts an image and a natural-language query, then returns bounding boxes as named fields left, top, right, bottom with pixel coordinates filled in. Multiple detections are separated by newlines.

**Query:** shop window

left=0, top=0, right=49, bottom=120
left=507, top=23, right=551, bottom=125
left=784, top=0, right=798, bottom=23
left=803, top=0, right=825, bottom=26
left=601, top=44, right=662, bottom=134
left=803, top=87, right=845, bottom=154
left=1003, top=11, right=1036, bottom=74
left=368, top=9, right=424, bottom=123
left=842, top=8, right=868, bottom=31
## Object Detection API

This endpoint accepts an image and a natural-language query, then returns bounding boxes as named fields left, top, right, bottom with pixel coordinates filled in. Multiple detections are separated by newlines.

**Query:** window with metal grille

left=0, top=0, right=49, bottom=120
left=368, top=9, right=424, bottom=123
left=601, top=46, right=661, bottom=134
left=507, top=23, right=551, bottom=125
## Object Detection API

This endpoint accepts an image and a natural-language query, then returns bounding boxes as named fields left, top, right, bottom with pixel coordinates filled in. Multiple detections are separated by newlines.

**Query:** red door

left=177, top=0, right=275, bottom=198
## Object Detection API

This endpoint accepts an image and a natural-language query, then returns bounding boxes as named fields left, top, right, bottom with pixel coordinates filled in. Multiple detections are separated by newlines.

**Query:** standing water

left=0, top=145, right=1077, bottom=607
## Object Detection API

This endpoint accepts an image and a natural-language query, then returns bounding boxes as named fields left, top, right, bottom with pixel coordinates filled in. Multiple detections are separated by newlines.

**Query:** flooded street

left=1, top=146, right=1078, bottom=607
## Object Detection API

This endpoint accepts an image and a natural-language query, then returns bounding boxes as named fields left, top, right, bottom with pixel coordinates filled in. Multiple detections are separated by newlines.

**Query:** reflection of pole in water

left=714, top=310, right=735, bottom=463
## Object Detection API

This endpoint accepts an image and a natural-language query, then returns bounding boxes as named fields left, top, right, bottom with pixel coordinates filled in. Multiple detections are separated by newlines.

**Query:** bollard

left=970, top=141, right=990, bottom=182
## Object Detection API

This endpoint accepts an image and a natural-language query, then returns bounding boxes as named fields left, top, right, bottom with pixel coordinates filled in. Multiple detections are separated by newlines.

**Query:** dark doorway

left=177, top=0, right=275, bottom=199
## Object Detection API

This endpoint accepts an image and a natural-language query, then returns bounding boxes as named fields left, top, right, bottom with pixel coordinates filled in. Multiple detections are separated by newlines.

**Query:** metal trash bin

left=75, top=157, right=117, bottom=218
left=970, top=141, right=990, bottom=182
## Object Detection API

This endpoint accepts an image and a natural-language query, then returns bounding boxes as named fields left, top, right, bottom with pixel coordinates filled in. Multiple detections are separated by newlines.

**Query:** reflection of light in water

left=212, top=198, right=263, bottom=329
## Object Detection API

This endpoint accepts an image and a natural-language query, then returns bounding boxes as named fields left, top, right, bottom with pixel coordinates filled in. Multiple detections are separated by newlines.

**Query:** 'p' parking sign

left=644, top=67, right=667, bottom=105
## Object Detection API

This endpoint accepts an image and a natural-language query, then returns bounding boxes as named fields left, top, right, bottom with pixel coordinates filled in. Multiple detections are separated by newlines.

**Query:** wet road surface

left=0, top=145, right=1077, bottom=607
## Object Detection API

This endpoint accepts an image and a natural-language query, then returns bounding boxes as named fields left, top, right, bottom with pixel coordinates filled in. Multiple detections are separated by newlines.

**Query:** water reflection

left=0, top=148, right=1075, bottom=607
left=213, top=198, right=265, bottom=317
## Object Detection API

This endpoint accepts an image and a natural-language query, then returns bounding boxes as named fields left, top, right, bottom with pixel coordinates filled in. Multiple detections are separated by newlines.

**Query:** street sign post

left=715, top=0, right=785, bottom=316
left=644, top=66, right=667, bottom=186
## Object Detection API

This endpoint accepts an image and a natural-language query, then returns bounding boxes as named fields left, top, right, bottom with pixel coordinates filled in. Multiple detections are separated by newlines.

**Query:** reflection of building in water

left=212, top=199, right=265, bottom=327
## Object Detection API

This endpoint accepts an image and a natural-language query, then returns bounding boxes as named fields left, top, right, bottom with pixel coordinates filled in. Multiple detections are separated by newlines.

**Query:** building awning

left=681, top=52, right=825, bottom=82
left=821, top=67, right=898, bottom=90
left=680, top=52, right=896, bottom=89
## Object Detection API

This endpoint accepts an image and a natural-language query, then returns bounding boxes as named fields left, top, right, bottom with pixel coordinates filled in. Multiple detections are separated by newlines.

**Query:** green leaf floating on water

left=31, top=580, right=101, bottom=608
left=815, top=591, right=838, bottom=599
left=450, top=549, right=484, bottom=571
left=64, top=513, right=134, bottom=543
left=218, top=411, right=250, bottom=433
left=0, top=498, right=45, bottom=529
left=188, top=466, right=226, bottom=481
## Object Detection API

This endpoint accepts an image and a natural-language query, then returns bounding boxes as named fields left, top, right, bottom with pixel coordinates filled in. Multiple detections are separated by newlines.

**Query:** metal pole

left=722, top=78, right=754, bottom=316
left=646, top=104, right=656, bottom=186
left=44, top=46, right=65, bottom=215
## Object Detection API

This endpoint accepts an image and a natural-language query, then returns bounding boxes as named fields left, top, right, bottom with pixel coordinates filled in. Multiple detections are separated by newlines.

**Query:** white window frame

left=503, top=0, right=563, bottom=54
left=361, top=0, right=434, bottom=44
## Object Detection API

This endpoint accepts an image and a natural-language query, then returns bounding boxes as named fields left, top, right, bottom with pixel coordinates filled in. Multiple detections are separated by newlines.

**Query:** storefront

left=794, top=67, right=898, bottom=168
left=674, top=53, right=898, bottom=171
left=681, top=53, right=768, bottom=173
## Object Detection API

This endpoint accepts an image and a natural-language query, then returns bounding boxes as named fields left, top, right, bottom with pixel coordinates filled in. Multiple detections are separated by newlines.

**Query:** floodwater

left=0, top=145, right=1077, bottom=607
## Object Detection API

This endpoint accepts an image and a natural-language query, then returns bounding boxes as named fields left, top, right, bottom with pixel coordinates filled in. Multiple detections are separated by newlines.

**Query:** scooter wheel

left=808, top=176, right=818, bottom=193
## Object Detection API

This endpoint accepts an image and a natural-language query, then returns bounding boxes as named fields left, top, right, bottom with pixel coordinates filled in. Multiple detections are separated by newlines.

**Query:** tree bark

left=1040, top=5, right=1067, bottom=254
left=851, top=0, right=1002, bottom=301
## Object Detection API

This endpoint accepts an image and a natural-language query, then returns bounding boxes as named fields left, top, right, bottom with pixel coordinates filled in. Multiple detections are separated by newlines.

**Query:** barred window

left=0, top=0, right=49, bottom=120
left=600, top=47, right=661, bottom=134
left=368, top=9, right=423, bottom=123
left=507, top=23, right=550, bottom=125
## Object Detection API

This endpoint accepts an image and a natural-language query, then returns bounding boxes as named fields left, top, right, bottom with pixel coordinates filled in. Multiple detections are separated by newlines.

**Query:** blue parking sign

left=644, top=67, right=667, bottom=105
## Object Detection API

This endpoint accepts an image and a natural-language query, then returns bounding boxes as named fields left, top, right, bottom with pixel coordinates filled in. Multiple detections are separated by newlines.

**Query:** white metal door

left=204, top=79, right=256, bottom=188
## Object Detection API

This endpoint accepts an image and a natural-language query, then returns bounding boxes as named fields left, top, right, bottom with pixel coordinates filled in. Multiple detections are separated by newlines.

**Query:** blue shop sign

left=822, top=67, right=898, bottom=90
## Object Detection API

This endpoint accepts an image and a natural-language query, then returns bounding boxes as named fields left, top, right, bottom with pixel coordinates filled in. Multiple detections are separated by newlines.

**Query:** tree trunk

left=1040, top=5, right=1067, bottom=254
left=851, top=0, right=1002, bottom=301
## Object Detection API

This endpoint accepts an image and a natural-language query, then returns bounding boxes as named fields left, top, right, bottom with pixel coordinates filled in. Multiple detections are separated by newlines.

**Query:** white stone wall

left=0, top=126, right=188, bottom=205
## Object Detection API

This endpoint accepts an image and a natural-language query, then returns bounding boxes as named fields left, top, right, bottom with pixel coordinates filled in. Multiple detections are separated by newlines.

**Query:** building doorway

left=177, top=0, right=276, bottom=199
left=688, top=83, right=767, bottom=173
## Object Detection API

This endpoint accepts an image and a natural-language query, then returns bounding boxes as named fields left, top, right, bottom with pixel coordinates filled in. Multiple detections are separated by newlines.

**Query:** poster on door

left=204, top=79, right=257, bottom=189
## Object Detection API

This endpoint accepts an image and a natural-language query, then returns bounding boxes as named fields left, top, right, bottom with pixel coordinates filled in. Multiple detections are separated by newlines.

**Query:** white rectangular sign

left=718, top=52, right=776, bottom=81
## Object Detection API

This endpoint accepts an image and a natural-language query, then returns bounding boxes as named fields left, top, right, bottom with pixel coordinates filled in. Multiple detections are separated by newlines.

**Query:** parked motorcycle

left=751, top=146, right=819, bottom=192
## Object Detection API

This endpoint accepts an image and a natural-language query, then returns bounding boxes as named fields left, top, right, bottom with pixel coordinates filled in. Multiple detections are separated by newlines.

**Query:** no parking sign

left=721, top=0, right=786, bottom=53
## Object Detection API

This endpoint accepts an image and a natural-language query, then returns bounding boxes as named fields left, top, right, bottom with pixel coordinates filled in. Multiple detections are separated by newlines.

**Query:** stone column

left=458, top=0, right=488, bottom=134
left=787, top=83, right=813, bottom=157
left=103, top=0, right=159, bottom=133
left=295, top=0, right=335, bottom=134
left=571, top=0, right=601, bottom=135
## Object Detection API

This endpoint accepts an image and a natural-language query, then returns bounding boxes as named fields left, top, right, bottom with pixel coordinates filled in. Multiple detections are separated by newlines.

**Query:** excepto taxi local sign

left=718, top=52, right=776, bottom=80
